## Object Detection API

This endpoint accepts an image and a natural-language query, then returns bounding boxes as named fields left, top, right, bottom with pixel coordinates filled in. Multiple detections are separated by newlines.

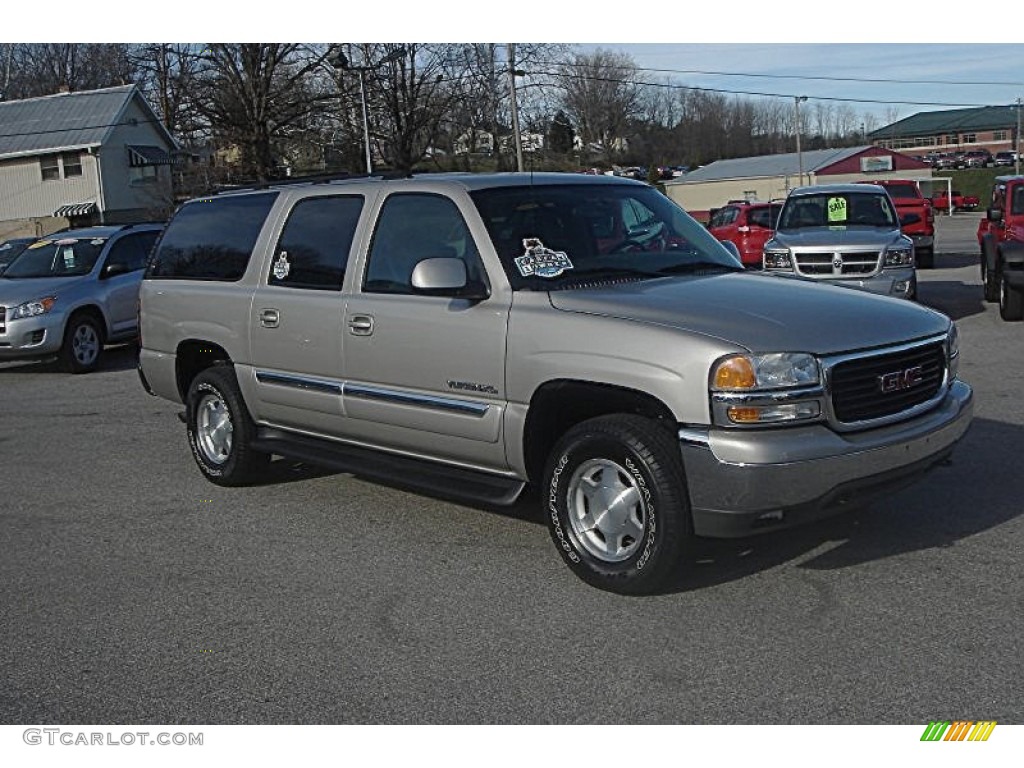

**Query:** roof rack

left=213, top=170, right=414, bottom=195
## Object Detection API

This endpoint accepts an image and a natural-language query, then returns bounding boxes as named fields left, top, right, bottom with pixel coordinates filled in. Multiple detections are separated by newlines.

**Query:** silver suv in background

left=0, top=224, right=163, bottom=372
left=763, top=184, right=917, bottom=299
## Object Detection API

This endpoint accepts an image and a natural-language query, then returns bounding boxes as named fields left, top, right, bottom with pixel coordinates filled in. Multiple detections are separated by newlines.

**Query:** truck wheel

left=58, top=313, right=103, bottom=373
left=983, top=262, right=1000, bottom=303
left=543, top=415, right=692, bottom=594
left=186, top=364, right=270, bottom=486
left=1000, top=271, right=1023, bottom=321
left=916, top=248, right=934, bottom=269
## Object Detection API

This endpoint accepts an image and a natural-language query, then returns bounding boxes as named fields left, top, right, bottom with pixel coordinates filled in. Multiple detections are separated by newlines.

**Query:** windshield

left=2, top=237, right=106, bottom=279
left=881, top=183, right=918, bottom=198
left=778, top=191, right=897, bottom=230
left=470, top=183, right=741, bottom=290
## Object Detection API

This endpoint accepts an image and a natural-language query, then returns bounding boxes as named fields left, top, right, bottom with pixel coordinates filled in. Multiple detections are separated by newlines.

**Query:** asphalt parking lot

left=1, top=212, right=1021, bottom=725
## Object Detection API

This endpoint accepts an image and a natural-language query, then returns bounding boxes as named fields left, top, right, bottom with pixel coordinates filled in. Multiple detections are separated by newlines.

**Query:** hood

left=546, top=272, right=949, bottom=355
left=0, top=275, right=88, bottom=306
left=770, top=226, right=903, bottom=249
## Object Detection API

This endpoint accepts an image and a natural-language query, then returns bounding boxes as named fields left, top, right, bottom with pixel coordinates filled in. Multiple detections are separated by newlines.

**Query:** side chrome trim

left=343, top=383, right=490, bottom=417
left=255, top=370, right=344, bottom=395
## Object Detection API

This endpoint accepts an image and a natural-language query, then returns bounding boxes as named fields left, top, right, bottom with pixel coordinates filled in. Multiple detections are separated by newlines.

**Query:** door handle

left=348, top=315, right=374, bottom=335
left=259, top=308, right=280, bottom=328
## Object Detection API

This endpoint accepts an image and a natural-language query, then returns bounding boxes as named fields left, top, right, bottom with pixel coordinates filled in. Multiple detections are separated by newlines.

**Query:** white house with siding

left=0, top=85, right=177, bottom=240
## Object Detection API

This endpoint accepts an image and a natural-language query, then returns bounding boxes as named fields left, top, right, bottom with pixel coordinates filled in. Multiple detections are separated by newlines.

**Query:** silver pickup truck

left=138, top=173, right=972, bottom=594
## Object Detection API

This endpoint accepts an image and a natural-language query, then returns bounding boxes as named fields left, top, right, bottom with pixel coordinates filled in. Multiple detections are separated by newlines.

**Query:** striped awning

left=127, top=145, right=173, bottom=167
left=54, top=202, right=98, bottom=218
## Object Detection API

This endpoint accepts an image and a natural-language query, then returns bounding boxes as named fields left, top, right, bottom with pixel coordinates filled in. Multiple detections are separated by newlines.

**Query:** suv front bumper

left=0, top=313, right=64, bottom=360
left=679, top=380, right=973, bottom=537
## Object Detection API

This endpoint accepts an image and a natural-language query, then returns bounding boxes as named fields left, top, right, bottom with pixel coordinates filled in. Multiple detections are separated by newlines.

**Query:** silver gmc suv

left=0, top=224, right=163, bottom=372
left=137, top=173, right=972, bottom=594
left=763, top=184, right=918, bottom=299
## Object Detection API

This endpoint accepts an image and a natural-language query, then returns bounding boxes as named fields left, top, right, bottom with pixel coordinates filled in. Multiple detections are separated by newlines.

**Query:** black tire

left=543, top=415, right=692, bottom=595
left=983, top=261, right=1000, bottom=303
left=999, top=271, right=1023, bottom=321
left=916, top=248, right=934, bottom=269
left=58, top=313, right=104, bottom=373
left=186, top=364, right=270, bottom=486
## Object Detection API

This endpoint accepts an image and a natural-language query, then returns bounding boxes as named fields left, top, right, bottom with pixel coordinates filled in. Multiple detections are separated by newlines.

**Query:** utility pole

left=508, top=44, right=524, bottom=172
left=794, top=96, right=808, bottom=186
left=1016, top=97, right=1021, bottom=176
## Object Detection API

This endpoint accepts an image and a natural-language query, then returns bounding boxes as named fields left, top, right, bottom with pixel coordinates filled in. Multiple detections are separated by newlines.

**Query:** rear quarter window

left=146, top=192, right=278, bottom=281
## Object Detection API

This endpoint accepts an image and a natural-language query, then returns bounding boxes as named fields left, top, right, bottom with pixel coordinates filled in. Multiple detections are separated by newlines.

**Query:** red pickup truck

left=861, top=179, right=936, bottom=268
left=932, top=190, right=980, bottom=212
left=976, top=175, right=1024, bottom=319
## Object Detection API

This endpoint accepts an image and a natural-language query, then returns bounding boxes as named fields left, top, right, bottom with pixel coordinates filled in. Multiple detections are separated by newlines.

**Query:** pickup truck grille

left=831, top=342, right=946, bottom=423
left=794, top=251, right=881, bottom=277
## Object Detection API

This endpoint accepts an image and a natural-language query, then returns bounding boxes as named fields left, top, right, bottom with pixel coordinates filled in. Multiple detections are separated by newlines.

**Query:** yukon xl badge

left=515, top=238, right=573, bottom=278
left=878, top=365, right=924, bottom=394
left=447, top=380, right=498, bottom=395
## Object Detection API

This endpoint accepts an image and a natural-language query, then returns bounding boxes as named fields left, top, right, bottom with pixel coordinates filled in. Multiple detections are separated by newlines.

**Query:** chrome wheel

left=567, top=458, right=647, bottom=562
left=196, top=392, right=233, bottom=465
left=71, top=323, right=100, bottom=366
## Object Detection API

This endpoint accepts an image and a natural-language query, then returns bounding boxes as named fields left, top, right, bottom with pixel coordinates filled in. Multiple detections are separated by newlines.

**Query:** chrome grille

left=830, top=342, right=945, bottom=423
left=794, top=251, right=880, bottom=277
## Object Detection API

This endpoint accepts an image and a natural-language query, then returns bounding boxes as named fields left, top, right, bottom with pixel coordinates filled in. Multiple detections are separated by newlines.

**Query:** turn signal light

left=713, top=356, right=756, bottom=390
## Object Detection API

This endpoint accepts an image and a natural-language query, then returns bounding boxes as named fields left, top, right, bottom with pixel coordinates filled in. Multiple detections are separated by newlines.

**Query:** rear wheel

left=543, top=415, right=692, bottom=594
left=999, top=270, right=1023, bottom=321
left=186, top=365, right=271, bottom=486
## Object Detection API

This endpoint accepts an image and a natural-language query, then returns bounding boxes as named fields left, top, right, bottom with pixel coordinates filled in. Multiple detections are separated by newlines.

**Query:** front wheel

left=186, top=365, right=270, bottom=486
left=916, top=248, right=934, bottom=269
left=1000, top=271, right=1023, bottom=321
left=59, top=314, right=103, bottom=373
left=543, top=415, right=692, bottom=594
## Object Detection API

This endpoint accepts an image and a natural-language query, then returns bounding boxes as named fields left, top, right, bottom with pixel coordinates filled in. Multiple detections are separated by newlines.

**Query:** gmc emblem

left=878, top=365, right=924, bottom=393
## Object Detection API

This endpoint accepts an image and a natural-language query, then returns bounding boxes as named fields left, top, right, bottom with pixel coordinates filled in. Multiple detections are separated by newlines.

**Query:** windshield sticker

left=61, top=247, right=75, bottom=269
left=515, top=238, right=573, bottom=278
left=55, top=238, right=79, bottom=246
left=90, top=238, right=106, bottom=246
left=28, top=240, right=51, bottom=249
left=272, top=252, right=291, bottom=280
left=827, top=197, right=848, bottom=222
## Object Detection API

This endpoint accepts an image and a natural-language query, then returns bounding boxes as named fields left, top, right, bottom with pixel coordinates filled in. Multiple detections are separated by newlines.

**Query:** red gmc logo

left=878, top=365, right=924, bottom=393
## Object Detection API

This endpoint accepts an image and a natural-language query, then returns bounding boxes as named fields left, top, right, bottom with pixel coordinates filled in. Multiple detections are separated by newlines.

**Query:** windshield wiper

left=655, top=260, right=743, bottom=275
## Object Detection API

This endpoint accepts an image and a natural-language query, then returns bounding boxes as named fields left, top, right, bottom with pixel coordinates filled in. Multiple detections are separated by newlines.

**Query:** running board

left=250, top=428, right=526, bottom=507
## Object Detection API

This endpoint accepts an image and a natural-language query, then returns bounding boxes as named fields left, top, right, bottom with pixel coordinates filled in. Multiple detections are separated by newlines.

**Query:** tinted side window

left=147, top=193, right=278, bottom=281
left=269, top=196, right=362, bottom=291
left=364, top=193, right=485, bottom=295
left=105, top=232, right=161, bottom=272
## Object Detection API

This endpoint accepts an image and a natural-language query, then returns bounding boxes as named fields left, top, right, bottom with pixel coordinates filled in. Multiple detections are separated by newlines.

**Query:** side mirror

left=410, top=257, right=488, bottom=300
left=101, top=262, right=131, bottom=279
left=987, top=207, right=1004, bottom=223
left=900, top=213, right=922, bottom=226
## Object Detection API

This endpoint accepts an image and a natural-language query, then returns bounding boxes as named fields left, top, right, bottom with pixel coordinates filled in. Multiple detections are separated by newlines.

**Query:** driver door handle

left=259, top=308, right=280, bottom=328
left=348, top=314, right=374, bottom=336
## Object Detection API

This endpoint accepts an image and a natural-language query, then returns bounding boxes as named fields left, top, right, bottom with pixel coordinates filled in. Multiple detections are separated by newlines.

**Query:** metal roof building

left=0, top=85, right=177, bottom=237
left=664, top=146, right=931, bottom=217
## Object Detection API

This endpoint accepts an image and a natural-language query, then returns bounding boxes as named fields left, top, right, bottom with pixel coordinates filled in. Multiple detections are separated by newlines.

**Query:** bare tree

left=130, top=44, right=207, bottom=143
left=555, top=49, right=641, bottom=158
left=194, top=44, right=334, bottom=181
left=4, top=44, right=136, bottom=99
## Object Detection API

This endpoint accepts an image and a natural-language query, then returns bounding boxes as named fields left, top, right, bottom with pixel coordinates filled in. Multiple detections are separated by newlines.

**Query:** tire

left=58, top=314, right=103, bottom=373
left=916, top=248, right=934, bottom=269
left=543, top=414, right=692, bottom=594
left=999, top=271, right=1023, bottom=321
left=983, top=261, right=1000, bottom=303
left=186, top=364, right=271, bottom=486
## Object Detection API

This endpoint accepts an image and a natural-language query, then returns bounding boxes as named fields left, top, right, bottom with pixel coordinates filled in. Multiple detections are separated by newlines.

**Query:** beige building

left=0, top=85, right=177, bottom=240
left=665, top=146, right=932, bottom=220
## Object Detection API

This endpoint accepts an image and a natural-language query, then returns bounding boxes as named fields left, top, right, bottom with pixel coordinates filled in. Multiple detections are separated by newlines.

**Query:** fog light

left=893, top=280, right=910, bottom=294
left=26, top=329, right=45, bottom=345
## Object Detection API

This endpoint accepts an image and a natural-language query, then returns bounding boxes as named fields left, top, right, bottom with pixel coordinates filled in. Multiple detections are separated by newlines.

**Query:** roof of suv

left=215, top=171, right=647, bottom=199
left=789, top=183, right=888, bottom=197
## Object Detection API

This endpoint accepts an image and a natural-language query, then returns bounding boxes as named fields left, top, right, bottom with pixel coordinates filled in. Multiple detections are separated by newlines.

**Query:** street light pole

left=330, top=46, right=407, bottom=176
left=508, top=44, right=524, bottom=172
left=794, top=96, right=808, bottom=187
left=1016, top=97, right=1021, bottom=176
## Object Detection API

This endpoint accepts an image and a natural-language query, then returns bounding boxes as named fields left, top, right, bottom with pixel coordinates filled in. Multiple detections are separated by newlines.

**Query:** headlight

left=8, top=296, right=57, bottom=320
left=884, top=246, right=914, bottom=267
left=711, top=352, right=820, bottom=391
left=763, top=248, right=792, bottom=270
left=947, top=323, right=959, bottom=379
